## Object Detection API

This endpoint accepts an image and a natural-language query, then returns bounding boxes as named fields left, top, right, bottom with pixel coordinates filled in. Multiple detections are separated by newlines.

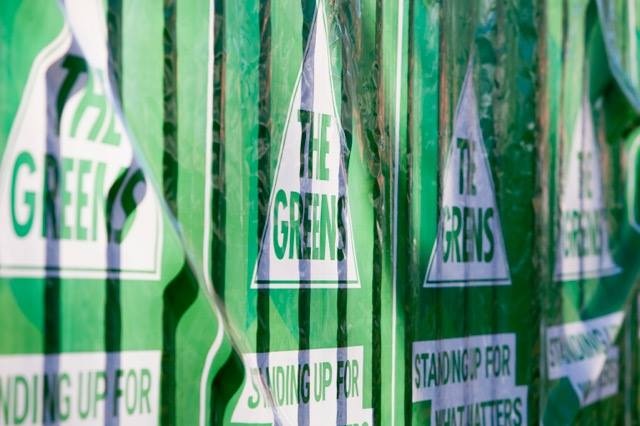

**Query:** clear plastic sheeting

left=1, top=0, right=640, bottom=425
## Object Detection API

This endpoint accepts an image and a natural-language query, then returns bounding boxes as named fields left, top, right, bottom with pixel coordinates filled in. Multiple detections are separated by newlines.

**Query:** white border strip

left=199, top=0, right=225, bottom=424
left=628, top=0, right=638, bottom=87
left=627, top=132, right=640, bottom=232
left=391, top=0, right=404, bottom=424
left=202, top=0, right=215, bottom=301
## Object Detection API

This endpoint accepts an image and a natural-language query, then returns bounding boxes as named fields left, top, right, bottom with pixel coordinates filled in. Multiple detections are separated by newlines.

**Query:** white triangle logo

left=554, top=95, right=621, bottom=281
left=424, top=65, right=510, bottom=287
left=251, top=2, right=360, bottom=289
left=0, top=4, right=162, bottom=281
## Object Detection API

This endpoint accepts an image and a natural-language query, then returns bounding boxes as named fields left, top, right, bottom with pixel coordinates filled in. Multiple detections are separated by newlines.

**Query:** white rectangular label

left=412, top=334, right=528, bottom=425
left=0, top=351, right=160, bottom=425
left=231, top=346, right=372, bottom=426
left=546, top=312, right=623, bottom=406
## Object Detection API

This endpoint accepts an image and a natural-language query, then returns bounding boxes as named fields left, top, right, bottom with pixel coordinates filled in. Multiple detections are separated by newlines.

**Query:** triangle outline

left=423, top=64, right=511, bottom=288
left=250, top=1, right=361, bottom=290
left=553, top=94, right=621, bottom=282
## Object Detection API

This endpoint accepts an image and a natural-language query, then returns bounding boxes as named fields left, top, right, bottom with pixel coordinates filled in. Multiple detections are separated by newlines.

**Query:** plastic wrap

left=2, top=0, right=640, bottom=425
